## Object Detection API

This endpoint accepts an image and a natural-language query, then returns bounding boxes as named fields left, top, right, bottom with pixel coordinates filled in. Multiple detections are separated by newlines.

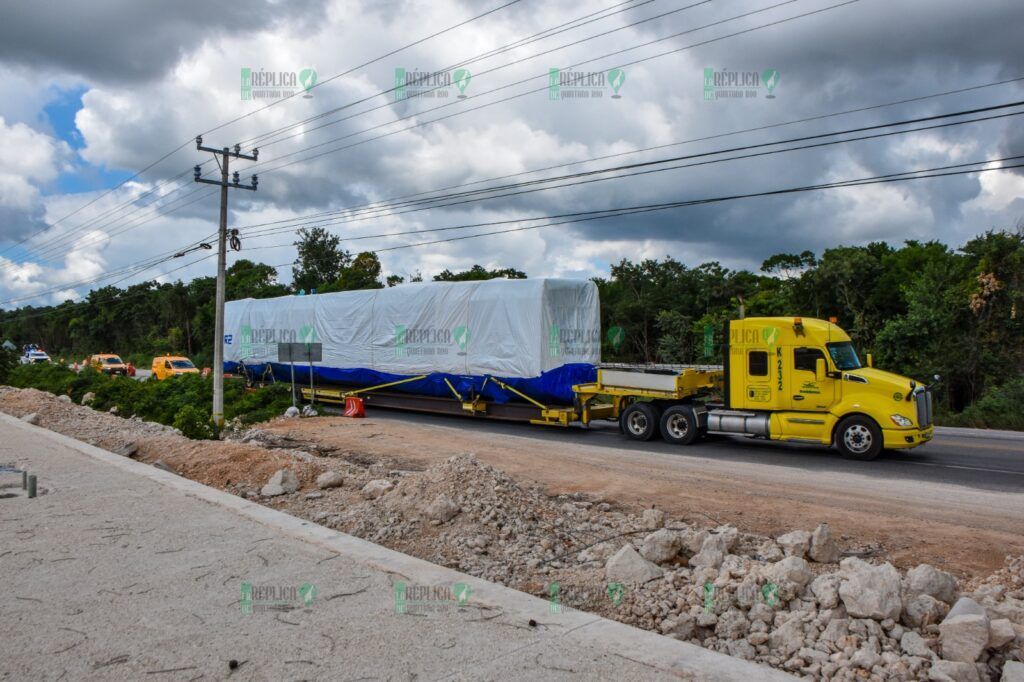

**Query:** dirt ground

left=257, top=415, right=1024, bottom=579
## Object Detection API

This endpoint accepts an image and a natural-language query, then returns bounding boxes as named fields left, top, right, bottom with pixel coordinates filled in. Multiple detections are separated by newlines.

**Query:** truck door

left=788, top=346, right=836, bottom=411
left=741, top=347, right=774, bottom=407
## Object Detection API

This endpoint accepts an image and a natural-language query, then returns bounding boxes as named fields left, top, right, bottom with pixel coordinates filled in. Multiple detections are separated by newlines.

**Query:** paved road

left=0, top=413, right=783, bottom=681
left=358, top=408, right=1024, bottom=494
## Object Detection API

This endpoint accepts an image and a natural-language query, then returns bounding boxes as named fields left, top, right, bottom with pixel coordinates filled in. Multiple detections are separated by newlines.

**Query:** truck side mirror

left=866, top=353, right=874, bottom=368
left=815, top=357, right=826, bottom=382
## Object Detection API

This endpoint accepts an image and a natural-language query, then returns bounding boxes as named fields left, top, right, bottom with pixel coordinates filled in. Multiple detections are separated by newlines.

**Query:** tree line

left=2, top=226, right=1021, bottom=426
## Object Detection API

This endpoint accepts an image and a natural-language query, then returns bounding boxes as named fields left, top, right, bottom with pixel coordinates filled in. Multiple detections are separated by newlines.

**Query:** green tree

left=433, top=264, right=527, bottom=281
left=292, top=227, right=349, bottom=293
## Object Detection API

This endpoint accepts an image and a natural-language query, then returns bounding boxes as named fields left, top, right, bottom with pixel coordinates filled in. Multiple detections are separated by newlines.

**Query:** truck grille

left=915, top=389, right=933, bottom=427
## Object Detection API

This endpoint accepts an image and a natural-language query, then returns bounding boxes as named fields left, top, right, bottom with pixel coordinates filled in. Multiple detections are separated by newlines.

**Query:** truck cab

left=721, top=317, right=933, bottom=459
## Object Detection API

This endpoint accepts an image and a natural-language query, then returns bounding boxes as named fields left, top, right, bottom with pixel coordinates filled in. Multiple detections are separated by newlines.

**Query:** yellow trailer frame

left=301, top=366, right=723, bottom=427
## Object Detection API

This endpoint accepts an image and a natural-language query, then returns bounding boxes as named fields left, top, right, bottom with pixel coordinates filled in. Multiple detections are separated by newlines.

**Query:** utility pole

left=194, top=136, right=258, bottom=427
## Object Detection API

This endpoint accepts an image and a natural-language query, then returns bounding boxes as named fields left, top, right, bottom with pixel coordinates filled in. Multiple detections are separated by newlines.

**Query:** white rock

left=260, top=483, right=285, bottom=497
left=939, top=614, right=989, bottom=662
left=850, top=647, right=880, bottom=669
left=808, top=523, right=841, bottom=563
left=316, top=471, right=344, bottom=489
left=425, top=494, right=460, bottom=522
left=903, top=593, right=950, bottom=628
left=713, top=525, right=739, bottom=552
left=304, top=491, right=323, bottom=500
left=820, top=618, right=849, bottom=643
left=757, top=539, right=784, bottom=562
left=81, top=392, right=95, bottom=405
left=768, top=617, right=805, bottom=657
left=58, top=394, right=72, bottom=403
left=640, top=529, right=681, bottom=564
left=659, top=612, right=694, bottom=640
left=838, top=557, right=902, bottom=621
left=905, top=564, right=958, bottom=605
left=108, top=405, right=118, bottom=413
left=777, top=530, right=812, bottom=558
left=20, top=412, right=39, bottom=424
left=768, top=556, right=812, bottom=587
left=810, top=573, right=841, bottom=609
left=266, top=469, right=299, bottom=494
left=680, top=529, right=709, bottom=555
left=946, top=597, right=986, bottom=620
left=301, top=405, right=318, bottom=417
left=283, top=406, right=300, bottom=418
left=605, top=544, right=664, bottom=585
left=641, top=508, right=665, bottom=530
left=987, top=618, right=1015, bottom=649
left=1002, top=661, right=1024, bottom=682
left=900, top=630, right=935, bottom=658
left=688, top=547, right=724, bottom=569
left=361, top=479, right=394, bottom=499
left=928, top=660, right=981, bottom=682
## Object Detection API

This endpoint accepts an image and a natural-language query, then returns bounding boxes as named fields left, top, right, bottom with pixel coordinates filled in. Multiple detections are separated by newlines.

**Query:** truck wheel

left=660, top=405, right=701, bottom=445
left=620, top=402, right=660, bottom=441
left=835, top=416, right=882, bottom=460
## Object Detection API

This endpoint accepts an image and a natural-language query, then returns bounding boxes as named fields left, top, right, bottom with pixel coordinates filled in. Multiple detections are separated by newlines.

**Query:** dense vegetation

left=2, top=227, right=1022, bottom=428
left=1, top=362, right=292, bottom=438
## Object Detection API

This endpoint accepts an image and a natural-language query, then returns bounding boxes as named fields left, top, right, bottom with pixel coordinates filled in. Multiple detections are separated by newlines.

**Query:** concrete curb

left=2, top=411, right=792, bottom=681
left=934, top=426, right=1024, bottom=442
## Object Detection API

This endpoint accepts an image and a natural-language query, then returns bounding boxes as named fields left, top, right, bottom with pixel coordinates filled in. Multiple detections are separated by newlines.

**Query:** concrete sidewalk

left=0, top=413, right=789, bottom=681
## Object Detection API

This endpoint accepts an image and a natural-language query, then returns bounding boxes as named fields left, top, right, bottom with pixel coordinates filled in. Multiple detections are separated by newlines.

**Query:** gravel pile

left=279, top=453, right=1024, bottom=680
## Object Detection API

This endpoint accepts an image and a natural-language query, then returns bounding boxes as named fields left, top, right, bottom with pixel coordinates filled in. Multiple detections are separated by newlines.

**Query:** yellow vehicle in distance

left=151, top=355, right=200, bottom=380
left=87, top=354, right=129, bottom=376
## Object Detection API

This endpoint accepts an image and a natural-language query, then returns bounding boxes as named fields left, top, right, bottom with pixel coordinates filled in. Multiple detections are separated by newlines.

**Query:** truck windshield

left=826, top=342, right=861, bottom=370
left=105, top=357, right=124, bottom=365
left=171, top=360, right=195, bottom=369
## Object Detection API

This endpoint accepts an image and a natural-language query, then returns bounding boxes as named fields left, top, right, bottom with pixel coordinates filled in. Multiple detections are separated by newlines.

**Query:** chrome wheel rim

left=666, top=413, right=689, bottom=439
left=843, top=424, right=872, bottom=453
left=627, top=411, right=648, bottom=435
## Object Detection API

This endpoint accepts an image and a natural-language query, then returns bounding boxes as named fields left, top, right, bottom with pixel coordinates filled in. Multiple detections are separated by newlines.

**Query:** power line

left=226, top=74, right=1024, bottom=235
left=1, top=0, right=524, bottom=265
left=3, top=156, right=1020, bottom=326
left=245, top=0, right=714, bottom=150
left=245, top=0, right=831, bottom=176
left=237, top=102, right=1024, bottom=241
left=247, top=155, right=1022, bottom=263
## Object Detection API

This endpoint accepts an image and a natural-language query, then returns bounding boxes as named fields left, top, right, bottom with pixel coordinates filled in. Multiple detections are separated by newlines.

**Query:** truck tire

left=620, top=402, right=660, bottom=441
left=659, top=405, right=701, bottom=445
left=835, top=415, right=882, bottom=460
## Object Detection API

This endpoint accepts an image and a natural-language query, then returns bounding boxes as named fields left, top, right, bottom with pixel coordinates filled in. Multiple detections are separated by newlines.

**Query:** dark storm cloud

left=0, top=0, right=328, bottom=83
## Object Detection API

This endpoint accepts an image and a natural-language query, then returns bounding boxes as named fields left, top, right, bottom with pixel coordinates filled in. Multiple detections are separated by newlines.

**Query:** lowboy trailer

left=303, top=316, right=936, bottom=461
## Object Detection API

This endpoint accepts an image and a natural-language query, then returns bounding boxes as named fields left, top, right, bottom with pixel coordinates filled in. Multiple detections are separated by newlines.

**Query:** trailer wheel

left=660, top=405, right=701, bottom=445
left=835, top=415, right=882, bottom=460
left=620, top=402, right=660, bottom=441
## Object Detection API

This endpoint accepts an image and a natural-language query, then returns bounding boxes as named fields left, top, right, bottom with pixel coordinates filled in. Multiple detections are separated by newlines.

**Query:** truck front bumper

left=882, top=425, right=934, bottom=449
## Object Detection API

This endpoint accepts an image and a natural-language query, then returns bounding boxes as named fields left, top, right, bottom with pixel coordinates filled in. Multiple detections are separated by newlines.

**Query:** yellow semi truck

left=307, top=316, right=935, bottom=461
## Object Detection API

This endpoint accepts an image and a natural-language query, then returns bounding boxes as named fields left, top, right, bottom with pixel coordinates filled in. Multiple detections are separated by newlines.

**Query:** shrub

left=173, top=404, right=216, bottom=440
left=942, top=377, right=1024, bottom=430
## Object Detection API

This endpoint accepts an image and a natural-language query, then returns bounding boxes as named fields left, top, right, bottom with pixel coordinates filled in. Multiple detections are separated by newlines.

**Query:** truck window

left=793, top=347, right=825, bottom=372
left=748, top=350, right=768, bottom=376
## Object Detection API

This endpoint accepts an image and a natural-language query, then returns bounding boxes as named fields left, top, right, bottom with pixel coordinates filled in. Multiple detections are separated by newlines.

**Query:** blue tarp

left=226, top=361, right=596, bottom=405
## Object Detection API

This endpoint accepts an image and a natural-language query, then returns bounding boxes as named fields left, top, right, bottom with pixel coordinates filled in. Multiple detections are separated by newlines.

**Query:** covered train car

left=224, top=278, right=600, bottom=404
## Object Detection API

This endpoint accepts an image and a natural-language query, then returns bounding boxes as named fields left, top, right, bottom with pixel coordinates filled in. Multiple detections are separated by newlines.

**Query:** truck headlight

left=890, top=414, right=913, bottom=427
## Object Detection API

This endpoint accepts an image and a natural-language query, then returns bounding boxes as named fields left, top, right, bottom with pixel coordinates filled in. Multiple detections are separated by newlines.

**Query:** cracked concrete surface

left=0, top=413, right=789, bottom=680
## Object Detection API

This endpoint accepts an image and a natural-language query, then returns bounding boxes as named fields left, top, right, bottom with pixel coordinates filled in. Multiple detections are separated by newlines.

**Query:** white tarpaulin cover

left=224, top=278, right=600, bottom=378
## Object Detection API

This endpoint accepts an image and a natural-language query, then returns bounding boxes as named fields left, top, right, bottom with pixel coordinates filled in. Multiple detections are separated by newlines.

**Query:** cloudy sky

left=0, top=0, right=1022, bottom=307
